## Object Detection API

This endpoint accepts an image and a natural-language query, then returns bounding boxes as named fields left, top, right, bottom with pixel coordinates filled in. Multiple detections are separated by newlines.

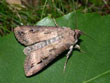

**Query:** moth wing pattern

left=14, top=26, right=74, bottom=46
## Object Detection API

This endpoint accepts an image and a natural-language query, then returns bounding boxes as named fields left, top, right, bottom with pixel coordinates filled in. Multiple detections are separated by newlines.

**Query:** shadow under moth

left=14, top=26, right=82, bottom=76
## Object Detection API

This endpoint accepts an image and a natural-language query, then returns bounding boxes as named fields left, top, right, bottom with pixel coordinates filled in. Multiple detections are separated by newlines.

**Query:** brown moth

left=14, top=26, right=82, bottom=76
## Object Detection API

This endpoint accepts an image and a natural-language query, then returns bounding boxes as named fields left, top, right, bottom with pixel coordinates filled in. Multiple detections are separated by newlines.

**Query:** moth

left=14, top=26, right=82, bottom=76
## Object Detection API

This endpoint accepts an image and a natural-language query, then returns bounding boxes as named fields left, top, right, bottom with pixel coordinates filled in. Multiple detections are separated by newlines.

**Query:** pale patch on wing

left=23, top=36, right=62, bottom=55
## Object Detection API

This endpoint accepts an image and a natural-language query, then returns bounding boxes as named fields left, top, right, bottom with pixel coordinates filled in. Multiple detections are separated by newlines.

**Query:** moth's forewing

left=23, top=28, right=77, bottom=76
left=14, top=26, right=72, bottom=46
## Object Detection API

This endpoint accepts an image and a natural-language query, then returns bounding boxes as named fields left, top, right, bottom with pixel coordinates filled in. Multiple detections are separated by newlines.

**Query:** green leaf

left=0, top=12, right=110, bottom=83
left=36, top=17, right=56, bottom=26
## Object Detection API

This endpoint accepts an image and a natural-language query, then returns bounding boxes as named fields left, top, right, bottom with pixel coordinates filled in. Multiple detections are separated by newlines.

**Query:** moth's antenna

left=80, top=31, right=95, bottom=41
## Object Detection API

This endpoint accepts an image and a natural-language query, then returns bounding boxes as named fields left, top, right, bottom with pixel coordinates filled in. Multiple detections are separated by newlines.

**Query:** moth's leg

left=64, top=45, right=74, bottom=72
left=74, top=44, right=80, bottom=50
left=74, top=44, right=85, bottom=53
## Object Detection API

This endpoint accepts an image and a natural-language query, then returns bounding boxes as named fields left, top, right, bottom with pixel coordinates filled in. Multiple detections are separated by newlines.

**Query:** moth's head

left=74, top=29, right=82, bottom=40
